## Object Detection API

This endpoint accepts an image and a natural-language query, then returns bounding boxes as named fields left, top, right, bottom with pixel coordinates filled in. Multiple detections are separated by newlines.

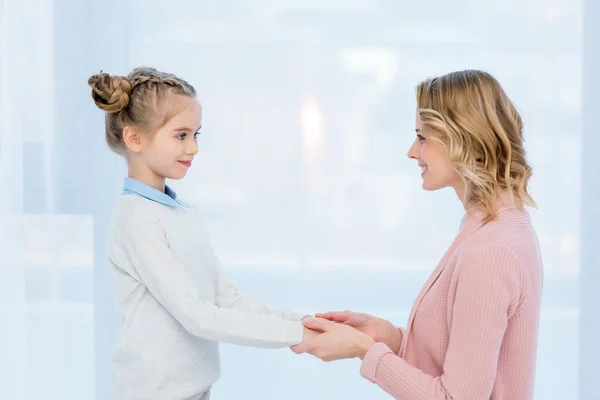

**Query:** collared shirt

left=122, top=177, right=188, bottom=208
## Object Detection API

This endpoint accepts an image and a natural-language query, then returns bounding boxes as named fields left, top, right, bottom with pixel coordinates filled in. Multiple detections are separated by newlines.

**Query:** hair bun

left=88, top=71, right=132, bottom=113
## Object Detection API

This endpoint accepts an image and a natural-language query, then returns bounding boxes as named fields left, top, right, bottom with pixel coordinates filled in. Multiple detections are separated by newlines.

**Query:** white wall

left=0, top=1, right=592, bottom=399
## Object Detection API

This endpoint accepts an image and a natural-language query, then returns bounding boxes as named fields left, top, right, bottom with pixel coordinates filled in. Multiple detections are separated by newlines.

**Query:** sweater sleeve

left=214, top=257, right=308, bottom=321
left=114, top=216, right=304, bottom=348
left=397, top=327, right=406, bottom=356
left=359, top=245, right=522, bottom=400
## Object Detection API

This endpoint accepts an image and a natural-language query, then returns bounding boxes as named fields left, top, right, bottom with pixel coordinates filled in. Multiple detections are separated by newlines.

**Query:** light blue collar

left=122, top=177, right=188, bottom=208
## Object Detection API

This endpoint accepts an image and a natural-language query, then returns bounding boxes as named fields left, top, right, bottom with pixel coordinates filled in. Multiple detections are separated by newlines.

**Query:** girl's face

left=126, top=95, right=202, bottom=190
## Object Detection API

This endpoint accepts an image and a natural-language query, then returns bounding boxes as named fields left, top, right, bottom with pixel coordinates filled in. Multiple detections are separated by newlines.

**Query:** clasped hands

left=291, top=311, right=402, bottom=362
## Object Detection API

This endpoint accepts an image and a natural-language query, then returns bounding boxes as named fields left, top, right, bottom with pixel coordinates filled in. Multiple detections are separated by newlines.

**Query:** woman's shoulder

left=465, top=207, right=535, bottom=242
left=455, top=208, right=540, bottom=274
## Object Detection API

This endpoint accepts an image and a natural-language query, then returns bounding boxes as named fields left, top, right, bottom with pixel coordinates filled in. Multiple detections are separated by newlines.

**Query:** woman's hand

left=291, top=318, right=375, bottom=361
left=316, top=310, right=402, bottom=354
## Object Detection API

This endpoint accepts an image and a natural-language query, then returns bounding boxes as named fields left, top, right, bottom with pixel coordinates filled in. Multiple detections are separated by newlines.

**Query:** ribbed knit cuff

left=360, top=342, right=394, bottom=382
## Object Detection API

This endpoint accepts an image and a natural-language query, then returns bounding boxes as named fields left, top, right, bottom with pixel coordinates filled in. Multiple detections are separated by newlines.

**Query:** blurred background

left=1, top=0, right=598, bottom=399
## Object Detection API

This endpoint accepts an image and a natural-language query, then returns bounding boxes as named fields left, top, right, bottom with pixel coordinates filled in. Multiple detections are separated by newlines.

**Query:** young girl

left=88, top=67, right=315, bottom=400
left=293, top=70, right=543, bottom=400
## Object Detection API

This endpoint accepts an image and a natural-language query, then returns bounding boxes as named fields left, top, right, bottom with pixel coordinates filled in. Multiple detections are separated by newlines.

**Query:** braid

left=127, top=67, right=194, bottom=94
left=88, top=66, right=197, bottom=154
left=128, top=75, right=180, bottom=89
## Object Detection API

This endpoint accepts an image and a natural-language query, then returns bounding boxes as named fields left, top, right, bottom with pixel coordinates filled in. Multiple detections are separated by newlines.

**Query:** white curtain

left=1, top=1, right=27, bottom=399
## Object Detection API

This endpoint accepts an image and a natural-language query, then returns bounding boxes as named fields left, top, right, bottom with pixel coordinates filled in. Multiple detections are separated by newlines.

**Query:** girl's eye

left=417, top=134, right=425, bottom=142
left=176, top=133, right=186, bottom=140
left=193, top=131, right=200, bottom=139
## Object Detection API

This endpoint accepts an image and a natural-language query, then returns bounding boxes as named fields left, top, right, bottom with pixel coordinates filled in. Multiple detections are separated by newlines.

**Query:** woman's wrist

left=379, top=320, right=402, bottom=354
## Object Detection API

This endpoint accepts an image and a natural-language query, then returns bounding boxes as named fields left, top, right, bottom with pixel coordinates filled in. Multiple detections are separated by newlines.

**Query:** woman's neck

left=463, top=190, right=519, bottom=217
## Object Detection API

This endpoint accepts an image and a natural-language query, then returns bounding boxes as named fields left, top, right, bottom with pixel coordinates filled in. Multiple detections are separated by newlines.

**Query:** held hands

left=303, top=325, right=320, bottom=342
left=302, top=315, right=321, bottom=342
left=316, top=310, right=402, bottom=354
left=292, top=317, right=375, bottom=362
left=293, top=311, right=402, bottom=362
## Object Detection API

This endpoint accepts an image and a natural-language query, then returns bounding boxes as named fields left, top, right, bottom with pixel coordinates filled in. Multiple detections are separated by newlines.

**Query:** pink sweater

left=360, top=207, right=543, bottom=399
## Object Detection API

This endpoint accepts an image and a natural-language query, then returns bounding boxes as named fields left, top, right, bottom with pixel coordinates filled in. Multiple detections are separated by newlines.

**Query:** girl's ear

left=123, top=125, right=144, bottom=153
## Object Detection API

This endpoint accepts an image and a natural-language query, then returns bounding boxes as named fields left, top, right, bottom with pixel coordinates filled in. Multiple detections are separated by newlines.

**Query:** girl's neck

left=127, top=162, right=166, bottom=192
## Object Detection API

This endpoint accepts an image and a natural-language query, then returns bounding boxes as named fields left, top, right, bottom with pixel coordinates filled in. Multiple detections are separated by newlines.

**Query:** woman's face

left=408, top=110, right=463, bottom=195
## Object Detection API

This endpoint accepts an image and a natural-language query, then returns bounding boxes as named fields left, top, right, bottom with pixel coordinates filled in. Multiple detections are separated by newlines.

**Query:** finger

left=290, top=341, right=311, bottom=354
left=315, top=311, right=350, bottom=322
left=302, top=317, right=333, bottom=331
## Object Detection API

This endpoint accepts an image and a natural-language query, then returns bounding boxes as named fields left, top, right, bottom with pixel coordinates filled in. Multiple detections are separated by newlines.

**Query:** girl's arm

left=213, top=257, right=308, bottom=321
left=111, top=216, right=304, bottom=348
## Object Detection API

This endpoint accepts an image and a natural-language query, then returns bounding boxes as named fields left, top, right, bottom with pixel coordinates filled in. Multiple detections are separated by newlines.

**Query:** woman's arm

left=360, top=245, right=522, bottom=400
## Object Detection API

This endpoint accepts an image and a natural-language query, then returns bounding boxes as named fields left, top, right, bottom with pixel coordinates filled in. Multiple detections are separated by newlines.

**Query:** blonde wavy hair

left=416, top=70, right=536, bottom=220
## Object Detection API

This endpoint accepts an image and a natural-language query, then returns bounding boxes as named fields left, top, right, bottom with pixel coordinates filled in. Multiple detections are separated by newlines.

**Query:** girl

left=292, top=70, right=543, bottom=400
left=88, top=67, right=316, bottom=400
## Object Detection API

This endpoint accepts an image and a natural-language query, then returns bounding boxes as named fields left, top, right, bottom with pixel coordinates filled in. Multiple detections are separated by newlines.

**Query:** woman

left=292, top=70, right=543, bottom=400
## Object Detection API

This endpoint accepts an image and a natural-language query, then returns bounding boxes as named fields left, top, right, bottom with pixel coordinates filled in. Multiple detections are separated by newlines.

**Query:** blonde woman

left=292, top=70, right=543, bottom=400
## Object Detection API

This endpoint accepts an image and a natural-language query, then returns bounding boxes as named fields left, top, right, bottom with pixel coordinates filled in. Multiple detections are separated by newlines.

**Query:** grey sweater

left=107, top=193, right=305, bottom=400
